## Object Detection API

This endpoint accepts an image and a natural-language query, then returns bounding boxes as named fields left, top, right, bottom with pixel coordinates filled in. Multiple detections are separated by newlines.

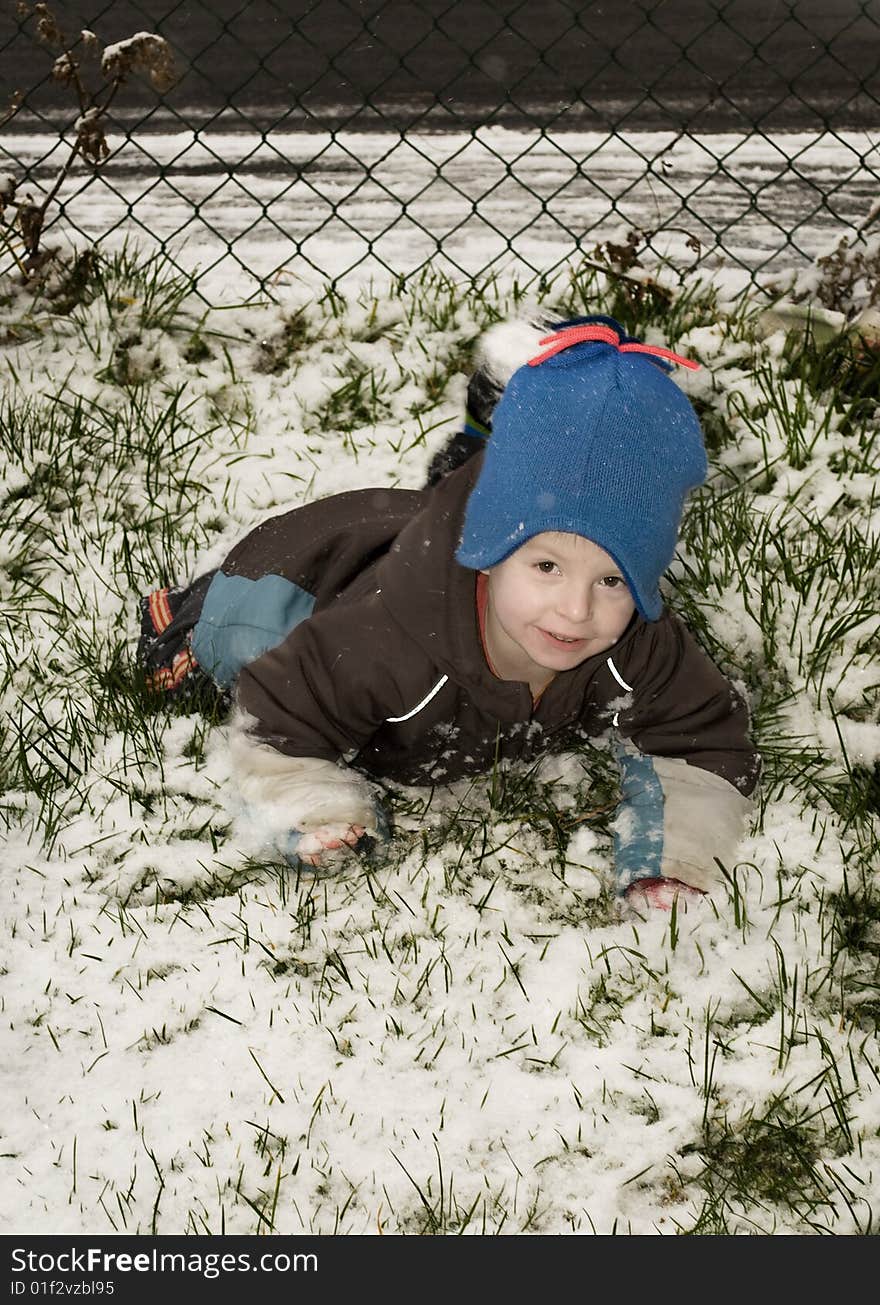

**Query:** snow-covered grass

left=1, top=247, right=879, bottom=1235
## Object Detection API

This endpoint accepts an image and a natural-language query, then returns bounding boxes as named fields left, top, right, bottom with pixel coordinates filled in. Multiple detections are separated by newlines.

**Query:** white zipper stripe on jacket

left=388, top=660, right=629, bottom=726
left=386, top=675, right=449, bottom=722
left=607, top=656, right=634, bottom=727
left=606, top=657, right=633, bottom=692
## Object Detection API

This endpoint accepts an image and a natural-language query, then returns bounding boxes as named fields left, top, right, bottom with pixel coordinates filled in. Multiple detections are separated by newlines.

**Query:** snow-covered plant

left=782, top=198, right=880, bottom=322
left=0, top=2, right=175, bottom=278
left=813, top=223, right=880, bottom=317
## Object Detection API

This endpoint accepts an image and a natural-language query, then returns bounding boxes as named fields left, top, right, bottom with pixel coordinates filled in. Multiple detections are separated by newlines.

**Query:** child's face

left=482, top=532, right=636, bottom=688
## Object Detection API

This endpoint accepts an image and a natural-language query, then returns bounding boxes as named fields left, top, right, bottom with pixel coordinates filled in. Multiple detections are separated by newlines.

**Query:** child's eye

left=535, top=560, right=558, bottom=574
left=601, top=576, right=625, bottom=589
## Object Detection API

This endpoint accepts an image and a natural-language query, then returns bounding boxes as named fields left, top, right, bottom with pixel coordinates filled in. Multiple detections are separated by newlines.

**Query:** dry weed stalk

left=0, top=2, right=175, bottom=276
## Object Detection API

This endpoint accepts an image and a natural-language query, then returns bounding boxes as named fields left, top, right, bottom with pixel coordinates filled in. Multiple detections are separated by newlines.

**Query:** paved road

left=2, top=0, right=879, bottom=131
left=3, top=3, right=877, bottom=289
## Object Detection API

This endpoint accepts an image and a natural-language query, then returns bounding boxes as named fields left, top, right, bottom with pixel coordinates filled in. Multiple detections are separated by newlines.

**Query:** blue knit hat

left=455, top=317, right=707, bottom=621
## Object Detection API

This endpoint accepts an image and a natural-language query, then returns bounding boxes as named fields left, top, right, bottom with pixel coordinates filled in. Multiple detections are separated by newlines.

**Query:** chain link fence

left=2, top=0, right=879, bottom=295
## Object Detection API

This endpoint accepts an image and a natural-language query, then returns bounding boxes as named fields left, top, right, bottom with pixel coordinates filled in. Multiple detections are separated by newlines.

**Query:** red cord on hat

left=527, top=322, right=700, bottom=369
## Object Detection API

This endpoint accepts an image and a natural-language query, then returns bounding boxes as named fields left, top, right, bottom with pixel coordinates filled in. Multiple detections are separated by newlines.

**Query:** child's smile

left=539, top=628, right=587, bottom=647
left=482, top=531, right=636, bottom=694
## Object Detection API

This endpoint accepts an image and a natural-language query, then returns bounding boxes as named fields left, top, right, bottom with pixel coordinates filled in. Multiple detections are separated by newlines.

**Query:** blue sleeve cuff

left=612, top=746, right=665, bottom=895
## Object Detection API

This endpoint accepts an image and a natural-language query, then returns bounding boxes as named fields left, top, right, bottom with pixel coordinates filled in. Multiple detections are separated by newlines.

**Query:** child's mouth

left=540, top=628, right=583, bottom=646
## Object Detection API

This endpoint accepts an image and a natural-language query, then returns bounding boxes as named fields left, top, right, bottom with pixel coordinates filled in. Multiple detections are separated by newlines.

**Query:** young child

left=139, top=315, right=760, bottom=910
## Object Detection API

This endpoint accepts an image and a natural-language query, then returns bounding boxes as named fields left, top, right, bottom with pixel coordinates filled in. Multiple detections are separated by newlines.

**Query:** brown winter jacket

left=210, top=455, right=759, bottom=892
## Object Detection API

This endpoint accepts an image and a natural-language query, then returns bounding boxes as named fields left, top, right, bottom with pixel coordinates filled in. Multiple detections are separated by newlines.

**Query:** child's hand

left=295, top=824, right=367, bottom=867
left=624, top=877, right=705, bottom=912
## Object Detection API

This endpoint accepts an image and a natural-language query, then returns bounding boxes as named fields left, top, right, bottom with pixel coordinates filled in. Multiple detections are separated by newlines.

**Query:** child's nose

left=556, top=584, right=591, bottom=623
